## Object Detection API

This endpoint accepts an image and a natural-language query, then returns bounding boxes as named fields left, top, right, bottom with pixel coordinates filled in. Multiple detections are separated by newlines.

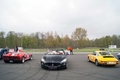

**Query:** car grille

left=45, top=63, right=60, bottom=66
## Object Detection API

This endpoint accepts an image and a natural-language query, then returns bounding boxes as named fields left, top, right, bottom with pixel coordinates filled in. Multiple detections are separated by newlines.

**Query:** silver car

left=117, top=53, right=120, bottom=59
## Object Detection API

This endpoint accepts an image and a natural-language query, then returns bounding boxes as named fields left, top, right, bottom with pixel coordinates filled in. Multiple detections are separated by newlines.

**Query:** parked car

left=0, top=48, right=9, bottom=60
left=88, top=49, right=119, bottom=66
left=2, top=49, right=32, bottom=63
left=41, top=49, right=68, bottom=69
left=117, top=53, right=120, bottom=59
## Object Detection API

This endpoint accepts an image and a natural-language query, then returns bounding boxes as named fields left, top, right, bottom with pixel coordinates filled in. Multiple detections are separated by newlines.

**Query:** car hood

left=43, top=55, right=66, bottom=62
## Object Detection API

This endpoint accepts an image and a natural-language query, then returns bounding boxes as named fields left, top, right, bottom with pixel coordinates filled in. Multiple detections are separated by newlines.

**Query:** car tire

left=64, top=63, right=68, bottom=69
left=95, top=60, right=99, bottom=66
left=21, top=57, right=25, bottom=63
left=41, top=65, right=45, bottom=69
left=64, top=65, right=67, bottom=69
left=13, top=60, right=15, bottom=63
left=88, top=57, right=90, bottom=62
left=0, top=54, right=2, bottom=60
left=4, top=60, right=9, bottom=63
left=29, top=56, right=32, bottom=60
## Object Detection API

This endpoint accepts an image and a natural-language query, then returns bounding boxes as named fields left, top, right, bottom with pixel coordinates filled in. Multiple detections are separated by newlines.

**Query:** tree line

left=0, top=27, right=120, bottom=49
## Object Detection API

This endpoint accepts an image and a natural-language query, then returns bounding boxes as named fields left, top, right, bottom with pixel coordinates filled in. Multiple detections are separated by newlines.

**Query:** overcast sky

left=0, top=0, right=120, bottom=39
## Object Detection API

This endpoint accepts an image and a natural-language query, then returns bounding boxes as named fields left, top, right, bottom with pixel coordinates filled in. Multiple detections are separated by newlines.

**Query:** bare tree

left=71, top=27, right=87, bottom=48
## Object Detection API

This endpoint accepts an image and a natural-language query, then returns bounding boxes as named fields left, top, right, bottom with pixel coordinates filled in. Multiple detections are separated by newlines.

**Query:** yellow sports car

left=88, top=49, right=119, bottom=66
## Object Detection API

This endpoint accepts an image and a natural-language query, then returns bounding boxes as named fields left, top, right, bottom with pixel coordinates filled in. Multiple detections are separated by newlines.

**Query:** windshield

left=47, top=51, right=64, bottom=55
left=99, top=52, right=111, bottom=55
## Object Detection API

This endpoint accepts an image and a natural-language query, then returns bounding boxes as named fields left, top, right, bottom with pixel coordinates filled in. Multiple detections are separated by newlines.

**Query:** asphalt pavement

left=0, top=52, right=120, bottom=80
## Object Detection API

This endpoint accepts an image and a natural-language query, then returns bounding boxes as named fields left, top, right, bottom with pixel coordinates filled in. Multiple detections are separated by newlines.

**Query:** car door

left=89, top=52, right=95, bottom=62
left=90, top=52, right=97, bottom=62
left=22, top=52, right=27, bottom=60
left=92, top=52, right=99, bottom=63
left=24, top=53, right=29, bottom=60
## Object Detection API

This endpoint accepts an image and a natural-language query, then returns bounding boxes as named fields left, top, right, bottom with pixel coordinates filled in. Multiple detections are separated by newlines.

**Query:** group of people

left=4, top=45, right=74, bottom=54
left=3, top=45, right=18, bottom=53
left=47, top=46, right=74, bottom=55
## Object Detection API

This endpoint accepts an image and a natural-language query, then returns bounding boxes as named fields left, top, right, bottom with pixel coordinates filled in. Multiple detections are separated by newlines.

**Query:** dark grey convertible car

left=41, top=49, right=68, bottom=69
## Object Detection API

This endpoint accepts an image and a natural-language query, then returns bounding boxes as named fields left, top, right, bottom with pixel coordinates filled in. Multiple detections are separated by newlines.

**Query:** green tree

left=0, top=31, right=5, bottom=47
left=6, top=31, right=18, bottom=48
left=62, top=35, right=70, bottom=48
left=104, top=36, right=111, bottom=47
left=44, top=32, right=55, bottom=48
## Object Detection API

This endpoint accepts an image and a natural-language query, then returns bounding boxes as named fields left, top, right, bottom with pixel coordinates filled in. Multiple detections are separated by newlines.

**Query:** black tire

left=64, top=63, right=68, bottom=69
left=13, top=60, right=16, bottom=63
left=95, top=60, right=99, bottom=66
left=41, top=65, right=45, bottom=69
left=21, top=57, right=25, bottom=63
left=0, top=54, right=2, bottom=60
left=88, top=57, right=90, bottom=62
left=4, top=60, right=9, bottom=63
left=64, top=65, right=67, bottom=69
left=29, top=56, right=32, bottom=60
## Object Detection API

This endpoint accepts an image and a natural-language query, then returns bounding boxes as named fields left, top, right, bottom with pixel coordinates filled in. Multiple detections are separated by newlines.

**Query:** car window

left=47, top=51, right=64, bottom=55
left=99, top=52, right=110, bottom=55
left=92, top=52, right=99, bottom=56
left=92, top=52, right=96, bottom=55
left=96, top=53, right=99, bottom=56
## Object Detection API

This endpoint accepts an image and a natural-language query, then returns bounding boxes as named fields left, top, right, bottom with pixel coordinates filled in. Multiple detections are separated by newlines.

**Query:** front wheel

left=41, top=65, right=45, bottom=69
left=21, top=57, right=25, bottom=63
left=0, top=54, right=2, bottom=60
left=95, top=60, right=99, bottom=66
left=88, top=57, right=90, bottom=62
left=29, top=56, right=33, bottom=60
left=64, top=64, right=68, bottom=69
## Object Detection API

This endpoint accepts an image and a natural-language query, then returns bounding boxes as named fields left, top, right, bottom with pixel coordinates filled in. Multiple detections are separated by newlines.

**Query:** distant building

left=109, top=45, right=117, bottom=49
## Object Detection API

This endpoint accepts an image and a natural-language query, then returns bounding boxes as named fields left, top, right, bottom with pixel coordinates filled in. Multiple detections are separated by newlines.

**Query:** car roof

left=95, top=50, right=113, bottom=56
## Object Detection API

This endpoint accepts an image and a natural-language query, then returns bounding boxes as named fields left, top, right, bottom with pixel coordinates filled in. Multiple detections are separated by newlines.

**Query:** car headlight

left=41, top=58, right=45, bottom=63
left=61, top=58, right=67, bottom=63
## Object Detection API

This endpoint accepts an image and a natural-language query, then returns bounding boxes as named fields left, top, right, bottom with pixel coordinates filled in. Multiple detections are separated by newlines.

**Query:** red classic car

left=2, top=49, right=32, bottom=63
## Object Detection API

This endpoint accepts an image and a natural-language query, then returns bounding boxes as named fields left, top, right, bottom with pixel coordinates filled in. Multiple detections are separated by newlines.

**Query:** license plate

left=10, top=60, right=13, bottom=62
left=107, top=62, right=115, bottom=64
left=50, top=66, right=57, bottom=69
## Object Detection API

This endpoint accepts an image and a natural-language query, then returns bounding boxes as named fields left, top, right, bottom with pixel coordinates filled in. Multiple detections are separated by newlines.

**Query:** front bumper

left=41, top=62, right=67, bottom=69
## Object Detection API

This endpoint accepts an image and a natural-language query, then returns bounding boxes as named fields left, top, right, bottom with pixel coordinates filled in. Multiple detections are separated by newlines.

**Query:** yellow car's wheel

left=95, top=60, right=99, bottom=66
left=88, top=57, right=90, bottom=62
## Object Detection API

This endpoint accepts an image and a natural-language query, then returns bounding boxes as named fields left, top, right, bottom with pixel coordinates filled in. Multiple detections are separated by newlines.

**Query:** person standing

left=14, top=45, right=18, bottom=52
left=67, top=46, right=73, bottom=55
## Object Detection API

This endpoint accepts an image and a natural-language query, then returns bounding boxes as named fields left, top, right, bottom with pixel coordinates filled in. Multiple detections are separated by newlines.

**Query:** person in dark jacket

left=67, top=46, right=74, bottom=55
left=14, top=45, right=18, bottom=52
